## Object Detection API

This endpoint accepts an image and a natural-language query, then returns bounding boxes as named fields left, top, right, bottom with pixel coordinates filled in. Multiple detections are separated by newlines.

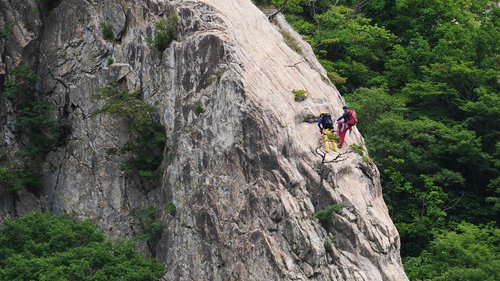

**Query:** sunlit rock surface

left=0, top=0, right=408, bottom=280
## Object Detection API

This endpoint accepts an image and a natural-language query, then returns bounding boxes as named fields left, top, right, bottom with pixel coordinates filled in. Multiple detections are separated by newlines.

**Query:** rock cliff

left=0, top=0, right=408, bottom=280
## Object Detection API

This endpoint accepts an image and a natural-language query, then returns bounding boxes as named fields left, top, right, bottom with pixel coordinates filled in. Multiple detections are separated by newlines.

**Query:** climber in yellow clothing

left=317, top=112, right=338, bottom=153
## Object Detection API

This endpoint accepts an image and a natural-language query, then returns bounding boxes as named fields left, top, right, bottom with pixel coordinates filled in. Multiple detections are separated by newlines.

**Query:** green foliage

left=0, top=212, right=165, bottom=281
left=350, top=143, right=364, bottom=156
left=383, top=37, right=432, bottom=90
left=349, top=143, right=373, bottom=163
left=285, top=15, right=315, bottom=36
left=362, top=155, right=373, bottom=164
left=349, top=90, right=498, bottom=256
left=195, top=103, right=205, bottom=114
left=0, top=23, right=14, bottom=38
left=3, top=66, right=38, bottom=104
left=460, top=87, right=500, bottom=153
left=292, top=89, right=308, bottom=101
left=252, top=0, right=269, bottom=5
left=0, top=66, right=59, bottom=192
left=208, top=68, right=223, bottom=84
left=0, top=159, right=23, bottom=192
left=136, top=208, right=163, bottom=254
left=100, top=22, right=115, bottom=41
left=252, top=0, right=306, bottom=13
left=106, top=55, right=114, bottom=65
left=280, top=30, right=301, bottom=53
left=404, top=222, right=500, bottom=281
left=93, top=82, right=166, bottom=186
left=147, top=16, right=178, bottom=52
left=321, top=60, right=347, bottom=85
left=253, top=0, right=274, bottom=13
left=17, top=102, right=59, bottom=151
left=323, top=236, right=333, bottom=254
left=291, top=5, right=397, bottom=93
left=314, top=204, right=345, bottom=222
left=166, top=202, right=176, bottom=216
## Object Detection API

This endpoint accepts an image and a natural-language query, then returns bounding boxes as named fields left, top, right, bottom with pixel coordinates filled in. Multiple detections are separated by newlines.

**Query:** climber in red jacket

left=336, top=105, right=357, bottom=148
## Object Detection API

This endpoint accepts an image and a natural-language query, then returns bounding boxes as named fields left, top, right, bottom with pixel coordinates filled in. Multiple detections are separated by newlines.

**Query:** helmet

left=342, top=105, right=349, bottom=110
left=319, top=111, right=324, bottom=116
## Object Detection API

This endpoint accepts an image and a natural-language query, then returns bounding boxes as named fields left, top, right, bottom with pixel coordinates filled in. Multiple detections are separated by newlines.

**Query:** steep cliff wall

left=0, top=0, right=408, bottom=280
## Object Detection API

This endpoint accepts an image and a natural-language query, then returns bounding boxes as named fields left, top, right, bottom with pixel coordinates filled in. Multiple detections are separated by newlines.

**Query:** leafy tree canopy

left=0, top=212, right=165, bottom=281
left=404, top=222, right=500, bottom=281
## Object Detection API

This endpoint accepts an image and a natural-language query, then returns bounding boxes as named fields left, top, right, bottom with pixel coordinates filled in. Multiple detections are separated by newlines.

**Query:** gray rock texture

left=0, top=0, right=408, bottom=280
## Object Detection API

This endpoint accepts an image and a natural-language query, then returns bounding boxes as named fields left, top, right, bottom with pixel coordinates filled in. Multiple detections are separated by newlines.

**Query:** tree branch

left=267, top=0, right=288, bottom=20
left=442, top=192, right=465, bottom=212
left=315, top=145, right=350, bottom=190
left=285, top=61, right=303, bottom=67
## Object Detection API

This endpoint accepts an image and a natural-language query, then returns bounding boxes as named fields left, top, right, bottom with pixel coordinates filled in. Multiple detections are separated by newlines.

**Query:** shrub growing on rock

left=314, top=204, right=345, bottom=222
left=92, top=81, right=166, bottom=187
left=101, top=22, right=115, bottom=41
left=147, top=16, right=178, bottom=52
left=292, top=89, right=308, bottom=101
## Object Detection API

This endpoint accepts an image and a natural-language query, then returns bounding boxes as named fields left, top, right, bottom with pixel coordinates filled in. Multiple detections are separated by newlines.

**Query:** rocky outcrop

left=0, top=0, right=408, bottom=280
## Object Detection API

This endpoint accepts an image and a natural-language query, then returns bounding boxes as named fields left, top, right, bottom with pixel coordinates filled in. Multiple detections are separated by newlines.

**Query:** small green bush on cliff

left=0, top=151, right=23, bottom=192
left=194, top=103, right=205, bottom=114
left=281, top=30, right=301, bottom=53
left=106, top=55, right=114, bottom=65
left=101, top=22, right=115, bottom=41
left=166, top=201, right=177, bottom=216
left=0, top=23, right=14, bottom=38
left=137, top=207, right=163, bottom=246
left=292, top=89, right=308, bottom=101
left=0, top=212, right=165, bottom=281
left=92, top=81, right=166, bottom=186
left=146, top=16, right=178, bottom=52
left=314, top=204, right=345, bottom=222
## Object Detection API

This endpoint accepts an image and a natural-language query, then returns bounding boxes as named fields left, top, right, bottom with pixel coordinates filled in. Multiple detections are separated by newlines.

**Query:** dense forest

left=256, top=0, right=499, bottom=279
left=0, top=213, right=164, bottom=281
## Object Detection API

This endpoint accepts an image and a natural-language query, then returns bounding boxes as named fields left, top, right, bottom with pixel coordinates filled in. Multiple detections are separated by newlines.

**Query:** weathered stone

left=0, top=0, right=408, bottom=280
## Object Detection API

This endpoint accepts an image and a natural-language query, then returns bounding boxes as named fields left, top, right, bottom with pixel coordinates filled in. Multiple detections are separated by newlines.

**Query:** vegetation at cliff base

left=256, top=0, right=500, bottom=277
left=0, top=212, right=165, bottom=281
left=404, top=222, right=500, bottom=281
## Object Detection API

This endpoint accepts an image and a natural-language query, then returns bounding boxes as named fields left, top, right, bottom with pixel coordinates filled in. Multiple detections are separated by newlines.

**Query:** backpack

left=322, top=113, right=334, bottom=129
left=347, top=109, right=357, bottom=126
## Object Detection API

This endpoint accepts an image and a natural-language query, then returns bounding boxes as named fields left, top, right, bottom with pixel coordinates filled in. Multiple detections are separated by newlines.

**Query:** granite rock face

left=0, top=0, right=408, bottom=280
